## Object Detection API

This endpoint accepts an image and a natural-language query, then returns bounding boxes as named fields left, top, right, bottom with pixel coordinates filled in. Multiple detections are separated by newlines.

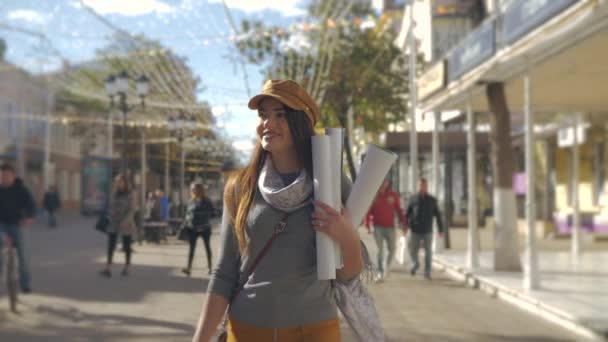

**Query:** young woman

left=182, top=182, right=215, bottom=276
left=192, top=80, right=363, bottom=342
left=100, top=174, right=136, bottom=277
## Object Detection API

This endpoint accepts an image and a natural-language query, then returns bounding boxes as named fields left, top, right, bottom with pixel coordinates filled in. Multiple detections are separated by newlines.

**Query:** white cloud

left=209, top=0, right=305, bottom=16
left=232, top=140, right=255, bottom=152
left=211, top=104, right=247, bottom=117
left=7, top=9, right=48, bottom=24
left=212, top=106, right=226, bottom=117
left=81, top=0, right=174, bottom=16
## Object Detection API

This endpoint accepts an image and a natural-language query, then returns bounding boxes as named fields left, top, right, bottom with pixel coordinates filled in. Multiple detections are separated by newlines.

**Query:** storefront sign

left=513, top=172, right=527, bottom=195
left=558, top=125, right=586, bottom=147
left=447, top=19, right=496, bottom=81
left=503, top=0, right=577, bottom=45
left=81, top=156, right=112, bottom=215
left=418, top=61, right=446, bottom=100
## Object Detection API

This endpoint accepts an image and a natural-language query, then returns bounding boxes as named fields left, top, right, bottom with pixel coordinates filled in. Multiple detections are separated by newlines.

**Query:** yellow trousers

left=227, top=317, right=341, bottom=342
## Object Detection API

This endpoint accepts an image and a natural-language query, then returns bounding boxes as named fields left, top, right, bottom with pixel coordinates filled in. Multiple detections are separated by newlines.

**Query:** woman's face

left=256, top=97, right=294, bottom=155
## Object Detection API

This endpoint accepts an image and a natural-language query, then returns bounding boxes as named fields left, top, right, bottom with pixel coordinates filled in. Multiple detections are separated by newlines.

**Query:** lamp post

left=104, top=71, right=149, bottom=175
left=167, top=111, right=196, bottom=215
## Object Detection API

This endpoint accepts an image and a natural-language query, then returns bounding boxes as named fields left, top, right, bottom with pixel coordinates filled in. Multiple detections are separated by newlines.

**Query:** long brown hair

left=113, top=174, right=131, bottom=194
left=225, top=106, right=314, bottom=254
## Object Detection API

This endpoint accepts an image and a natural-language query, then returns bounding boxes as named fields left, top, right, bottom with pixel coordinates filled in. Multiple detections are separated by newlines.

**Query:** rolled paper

left=312, top=135, right=337, bottom=280
left=346, top=144, right=398, bottom=229
left=326, top=128, right=344, bottom=269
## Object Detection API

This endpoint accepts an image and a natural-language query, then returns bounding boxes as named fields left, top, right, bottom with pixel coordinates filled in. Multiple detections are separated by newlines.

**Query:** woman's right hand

left=192, top=293, right=229, bottom=342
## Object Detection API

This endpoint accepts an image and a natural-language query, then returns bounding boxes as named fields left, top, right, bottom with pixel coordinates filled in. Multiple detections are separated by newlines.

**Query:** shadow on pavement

left=33, top=303, right=194, bottom=331
left=31, top=262, right=210, bottom=303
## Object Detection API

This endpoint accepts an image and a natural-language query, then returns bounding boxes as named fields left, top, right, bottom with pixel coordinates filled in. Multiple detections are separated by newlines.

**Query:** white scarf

left=257, top=157, right=312, bottom=213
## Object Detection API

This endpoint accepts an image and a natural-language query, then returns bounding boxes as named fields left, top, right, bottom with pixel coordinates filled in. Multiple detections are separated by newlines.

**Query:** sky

left=1, top=0, right=358, bottom=155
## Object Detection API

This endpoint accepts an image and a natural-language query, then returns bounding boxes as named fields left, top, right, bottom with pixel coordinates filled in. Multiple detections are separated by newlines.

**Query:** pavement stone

left=0, top=214, right=591, bottom=341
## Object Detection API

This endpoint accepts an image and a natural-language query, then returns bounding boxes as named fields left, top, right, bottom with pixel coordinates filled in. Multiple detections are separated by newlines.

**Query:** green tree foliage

left=234, top=1, right=423, bottom=178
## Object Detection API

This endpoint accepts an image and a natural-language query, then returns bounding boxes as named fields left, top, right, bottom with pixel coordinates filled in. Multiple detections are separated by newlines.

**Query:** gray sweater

left=208, top=178, right=351, bottom=328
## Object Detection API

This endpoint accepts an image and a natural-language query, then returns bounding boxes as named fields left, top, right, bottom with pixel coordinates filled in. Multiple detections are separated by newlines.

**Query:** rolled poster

left=326, top=128, right=344, bottom=269
left=312, top=135, right=337, bottom=280
left=346, top=144, right=398, bottom=229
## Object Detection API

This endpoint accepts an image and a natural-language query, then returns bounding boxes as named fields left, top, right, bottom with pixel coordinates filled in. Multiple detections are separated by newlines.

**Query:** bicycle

left=2, top=233, right=18, bottom=313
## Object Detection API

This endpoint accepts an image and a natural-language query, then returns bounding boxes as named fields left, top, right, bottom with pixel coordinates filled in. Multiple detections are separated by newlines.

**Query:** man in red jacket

left=365, top=179, right=406, bottom=281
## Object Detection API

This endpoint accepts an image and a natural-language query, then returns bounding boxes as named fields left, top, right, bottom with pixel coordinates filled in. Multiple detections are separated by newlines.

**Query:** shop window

left=595, top=142, right=606, bottom=206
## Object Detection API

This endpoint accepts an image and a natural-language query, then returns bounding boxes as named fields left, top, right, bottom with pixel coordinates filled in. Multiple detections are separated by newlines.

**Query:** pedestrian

left=404, top=178, right=444, bottom=280
left=157, top=189, right=169, bottom=221
left=364, top=179, right=407, bottom=282
left=181, top=182, right=215, bottom=276
left=145, top=191, right=162, bottom=222
left=99, top=174, right=136, bottom=277
left=0, top=163, right=35, bottom=293
left=43, top=185, right=61, bottom=227
left=192, top=79, right=363, bottom=342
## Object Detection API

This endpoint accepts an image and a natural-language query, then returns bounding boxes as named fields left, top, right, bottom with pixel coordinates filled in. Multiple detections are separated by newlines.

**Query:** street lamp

left=105, top=70, right=149, bottom=175
left=168, top=111, right=197, bottom=215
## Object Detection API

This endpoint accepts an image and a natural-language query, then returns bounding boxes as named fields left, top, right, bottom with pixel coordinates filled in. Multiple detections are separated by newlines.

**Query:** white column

left=16, top=104, right=26, bottom=177
left=141, top=129, right=147, bottom=225
left=466, top=101, right=479, bottom=269
left=165, top=142, right=170, bottom=197
left=408, top=2, right=418, bottom=194
left=107, top=112, right=114, bottom=200
left=571, top=113, right=581, bottom=259
left=180, top=143, right=186, bottom=211
left=43, top=91, right=54, bottom=190
left=524, top=74, right=540, bottom=289
left=432, top=111, right=443, bottom=253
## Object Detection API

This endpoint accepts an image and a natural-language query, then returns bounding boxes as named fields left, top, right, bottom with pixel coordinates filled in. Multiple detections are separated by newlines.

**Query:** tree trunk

left=344, top=136, right=357, bottom=182
left=486, top=82, right=522, bottom=272
left=337, top=113, right=357, bottom=182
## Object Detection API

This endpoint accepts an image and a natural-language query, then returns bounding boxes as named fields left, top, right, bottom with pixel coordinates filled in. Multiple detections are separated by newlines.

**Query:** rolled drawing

left=312, top=135, right=337, bottom=280
left=346, top=144, right=398, bottom=229
left=326, top=128, right=344, bottom=269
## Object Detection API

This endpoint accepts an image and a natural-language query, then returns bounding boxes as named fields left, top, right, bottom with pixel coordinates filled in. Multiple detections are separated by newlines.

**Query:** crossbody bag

left=216, top=212, right=290, bottom=341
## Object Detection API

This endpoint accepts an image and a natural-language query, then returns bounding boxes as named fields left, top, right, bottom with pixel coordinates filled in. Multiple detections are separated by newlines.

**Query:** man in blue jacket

left=0, top=163, right=35, bottom=293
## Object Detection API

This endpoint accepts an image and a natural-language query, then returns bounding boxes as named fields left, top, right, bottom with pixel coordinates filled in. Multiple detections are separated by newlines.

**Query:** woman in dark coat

left=181, top=182, right=215, bottom=276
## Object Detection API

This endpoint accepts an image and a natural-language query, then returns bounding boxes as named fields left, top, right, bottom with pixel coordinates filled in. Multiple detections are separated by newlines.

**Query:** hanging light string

left=1, top=112, right=211, bottom=129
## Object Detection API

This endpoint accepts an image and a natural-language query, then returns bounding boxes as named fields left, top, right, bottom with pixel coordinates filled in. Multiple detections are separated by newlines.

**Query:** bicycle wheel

left=7, top=247, right=18, bottom=313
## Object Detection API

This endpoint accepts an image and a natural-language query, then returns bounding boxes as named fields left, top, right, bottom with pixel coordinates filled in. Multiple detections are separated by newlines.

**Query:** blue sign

left=448, top=19, right=496, bottom=82
left=503, top=0, right=577, bottom=45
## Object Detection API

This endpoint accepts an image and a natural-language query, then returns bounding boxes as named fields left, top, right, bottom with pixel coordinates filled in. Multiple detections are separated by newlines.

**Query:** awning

left=420, top=1, right=608, bottom=116
left=385, top=131, right=490, bottom=153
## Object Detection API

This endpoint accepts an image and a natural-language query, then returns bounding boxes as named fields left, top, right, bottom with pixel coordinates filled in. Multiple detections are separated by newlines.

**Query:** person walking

left=0, top=163, right=35, bottom=293
left=145, top=191, right=162, bottom=222
left=364, top=179, right=406, bottom=282
left=43, top=185, right=61, bottom=227
left=99, top=174, right=136, bottom=278
left=157, top=189, right=169, bottom=221
left=404, top=178, right=444, bottom=280
left=181, top=183, right=215, bottom=276
left=192, top=80, right=362, bottom=342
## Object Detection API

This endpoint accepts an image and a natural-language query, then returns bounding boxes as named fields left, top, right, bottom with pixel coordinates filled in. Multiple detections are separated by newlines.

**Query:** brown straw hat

left=248, top=79, right=320, bottom=126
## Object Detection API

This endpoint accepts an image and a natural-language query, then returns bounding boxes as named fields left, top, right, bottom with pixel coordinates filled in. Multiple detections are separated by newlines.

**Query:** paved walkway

left=0, top=213, right=590, bottom=341
left=433, top=227, right=608, bottom=341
